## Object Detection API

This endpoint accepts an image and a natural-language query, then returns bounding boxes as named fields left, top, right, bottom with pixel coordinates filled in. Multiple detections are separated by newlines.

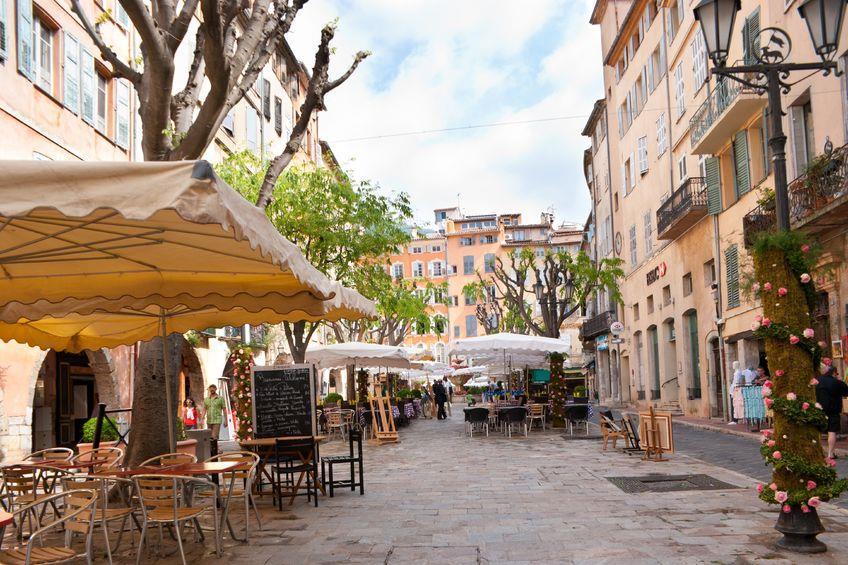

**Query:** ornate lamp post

left=694, top=0, right=847, bottom=554
left=533, top=269, right=575, bottom=337
left=693, top=0, right=844, bottom=230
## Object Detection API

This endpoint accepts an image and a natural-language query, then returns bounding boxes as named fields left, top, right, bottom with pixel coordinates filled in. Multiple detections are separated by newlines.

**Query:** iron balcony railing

left=742, top=204, right=776, bottom=247
left=656, top=177, right=708, bottom=236
left=690, top=78, right=754, bottom=146
left=789, top=143, right=848, bottom=227
left=581, top=310, right=616, bottom=340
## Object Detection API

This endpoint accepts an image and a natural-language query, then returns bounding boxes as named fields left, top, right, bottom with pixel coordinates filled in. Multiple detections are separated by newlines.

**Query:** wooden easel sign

left=638, top=408, right=674, bottom=462
left=369, top=384, right=398, bottom=444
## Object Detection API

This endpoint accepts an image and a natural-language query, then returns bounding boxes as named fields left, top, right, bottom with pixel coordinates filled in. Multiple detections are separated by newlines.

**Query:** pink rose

left=762, top=318, right=772, bottom=327
left=778, top=287, right=788, bottom=296
left=810, top=378, right=819, bottom=386
left=765, top=379, right=775, bottom=387
left=816, top=402, right=823, bottom=409
left=752, top=283, right=761, bottom=292
left=764, top=398, right=774, bottom=408
left=783, top=504, right=792, bottom=513
left=807, top=480, right=817, bottom=490
left=802, top=244, right=810, bottom=253
left=762, top=429, right=773, bottom=438
left=823, top=357, right=833, bottom=366
left=764, top=282, right=773, bottom=291
left=802, top=504, right=810, bottom=513
left=757, top=484, right=764, bottom=493
left=773, top=451, right=782, bottom=460
left=803, top=328, right=815, bottom=339
left=761, top=387, right=772, bottom=397
left=751, top=321, right=762, bottom=331
left=825, top=457, right=836, bottom=467
left=800, top=273, right=811, bottom=283
left=769, top=483, right=778, bottom=491
left=808, top=496, right=821, bottom=507
left=802, top=402, right=810, bottom=410
left=754, top=314, right=763, bottom=322
left=786, top=392, right=797, bottom=401
left=776, top=491, right=788, bottom=503
left=767, top=440, right=776, bottom=447
left=789, top=335, right=800, bottom=345
left=775, top=369, right=784, bottom=377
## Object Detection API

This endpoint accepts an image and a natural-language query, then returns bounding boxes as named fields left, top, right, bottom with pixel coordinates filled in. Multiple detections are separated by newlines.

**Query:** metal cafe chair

left=0, top=489, right=97, bottom=565
left=464, top=407, right=490, bottom=437
left=500, top=407, right=528, bottom=438
left=139, top=453, right=197, bottom=467
left=1, top=465, right=72, bottom=536
left=203, top=451, right=262, bottom=541
left=70, top=448, right=125, bottom=473
left=132, top=474, right=221, bottom=565
left=23, top=448, right=74, bottom=463
left=527, top=403, right=546, bottom=431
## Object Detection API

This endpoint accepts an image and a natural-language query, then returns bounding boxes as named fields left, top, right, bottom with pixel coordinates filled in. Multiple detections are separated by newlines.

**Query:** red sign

left=646, top=261, right=668, bottom=286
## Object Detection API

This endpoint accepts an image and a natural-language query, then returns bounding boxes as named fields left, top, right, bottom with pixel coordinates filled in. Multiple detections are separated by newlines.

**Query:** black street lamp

left=694, top=0, right=847, bottom=553
left=693, top=0, right=844, bottom=231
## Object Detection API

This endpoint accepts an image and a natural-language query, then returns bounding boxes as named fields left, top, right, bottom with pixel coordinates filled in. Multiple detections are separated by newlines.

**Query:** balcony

left=657, top=177, right=708, bottom=240
left=690, top=78, right=766, bottom=155
left=789, top=144, right=848, bottom=235
left=581, top=310, right=616, bottom=341
left=742, top=204, right=775, bottom=248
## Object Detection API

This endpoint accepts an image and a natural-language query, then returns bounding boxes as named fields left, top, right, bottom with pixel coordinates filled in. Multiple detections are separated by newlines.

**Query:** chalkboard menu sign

left=250, top=364, right=316, bottom=438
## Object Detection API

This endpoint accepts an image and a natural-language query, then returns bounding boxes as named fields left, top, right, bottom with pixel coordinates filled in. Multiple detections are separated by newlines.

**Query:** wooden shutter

left=743, top=9, right=760, bottom=65
left=725, top=245, right=740, bottom=308
left=705, top=156, right=722, bottom=214
left=273, top=96, right=282, bottom=135
left=0, top=0, right=8, bottom=60
left=115, top=80, right=130, bottom=148
left=63, top=34, right=81, bottom=114
left=17, top=0, right=34, bottom=79
left=262, top=78, right=271, bottom=119
left=733, top=130, right=751, bottom=196
left=80, top=49, right=95, bottom=125
left=647, top=53, right=655, bottom=92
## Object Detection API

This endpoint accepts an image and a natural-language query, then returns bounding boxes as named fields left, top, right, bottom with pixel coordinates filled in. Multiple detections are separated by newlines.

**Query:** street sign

left=610, top=321, right=624, bottom=335
left=611, top=338, right=624, bottom=344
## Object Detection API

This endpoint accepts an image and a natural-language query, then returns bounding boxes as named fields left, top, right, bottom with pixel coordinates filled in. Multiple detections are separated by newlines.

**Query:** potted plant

left=757, top=186, right=776, bottom=211
left=77, top=417, right=197, bottom=456
left=573, top=385, right=588, bottom=398
left=324, top=392, right=343, bottom=408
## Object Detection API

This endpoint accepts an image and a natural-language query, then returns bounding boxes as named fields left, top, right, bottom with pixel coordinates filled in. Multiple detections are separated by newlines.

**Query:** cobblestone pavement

left=110, top=409, right=848, bottom=564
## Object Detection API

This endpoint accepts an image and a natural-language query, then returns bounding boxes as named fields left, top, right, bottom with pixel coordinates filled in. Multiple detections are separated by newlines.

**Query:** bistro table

left=0, top=511, right=12, bottom=543
left=239, top=436, right=327, bottom=497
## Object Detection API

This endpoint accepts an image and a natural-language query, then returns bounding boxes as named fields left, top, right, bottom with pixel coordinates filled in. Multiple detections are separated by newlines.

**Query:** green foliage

left=176, top=419, right=187, bottom=442
left=396, top=388, right=413, bottom=400
left=573, top=385, right=587, bottom=398
left=465, top=386, right=485, bottom=395
left=184, top=330, right=202, bottom=348
left=548, top=353, right=567, bottom=427
left=324, top=392, right=343, bottom=404
left=410, top=389, right=423, bottom=399
left=769, top=398, right=828, bottom=430
left=752, top=230, right=821, bottom=313
left=81, top=417, right=120, bottom=443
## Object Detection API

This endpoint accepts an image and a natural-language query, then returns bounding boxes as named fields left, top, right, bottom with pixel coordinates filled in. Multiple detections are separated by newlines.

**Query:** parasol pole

left=160, top=310, right=177, bottom=452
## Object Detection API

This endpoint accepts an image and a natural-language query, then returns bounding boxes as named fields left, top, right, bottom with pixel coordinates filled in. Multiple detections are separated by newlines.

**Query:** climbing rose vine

left=229, top=345, right=255, bottom=440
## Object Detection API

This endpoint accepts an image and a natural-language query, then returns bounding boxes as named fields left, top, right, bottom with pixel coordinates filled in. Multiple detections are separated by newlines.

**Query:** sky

left=287, top=0, right=603, bottom=227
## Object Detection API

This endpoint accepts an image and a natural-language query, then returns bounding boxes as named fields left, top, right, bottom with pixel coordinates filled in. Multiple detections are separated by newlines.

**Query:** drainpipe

left=712, top=215, right=730, bottom=421
left=602, top=102, right=618, bottom=405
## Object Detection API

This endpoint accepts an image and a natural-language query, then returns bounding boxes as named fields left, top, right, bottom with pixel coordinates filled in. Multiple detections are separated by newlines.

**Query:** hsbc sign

left=646, top=261, right=667, bottom=286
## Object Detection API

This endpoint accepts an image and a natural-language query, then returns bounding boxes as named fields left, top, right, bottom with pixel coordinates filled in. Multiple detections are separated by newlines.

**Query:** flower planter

left=775, top=505, right=826, bottom=554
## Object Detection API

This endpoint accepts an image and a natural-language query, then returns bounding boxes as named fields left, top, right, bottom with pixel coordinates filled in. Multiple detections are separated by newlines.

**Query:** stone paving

left=103, top=409, right=848, bottom=563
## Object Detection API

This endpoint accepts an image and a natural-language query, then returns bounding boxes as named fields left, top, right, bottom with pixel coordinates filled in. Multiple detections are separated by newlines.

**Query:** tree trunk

left=125, top=334, right=183, bottom=466
left=345, top=363, right=356, bottom=401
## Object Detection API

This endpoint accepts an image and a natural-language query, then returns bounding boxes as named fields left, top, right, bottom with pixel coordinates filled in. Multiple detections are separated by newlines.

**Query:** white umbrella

left=305, top=342, right=411, bottom=371
left=450, top=332, right=571, bottom=356
left=452, top=366, right=487, bottom=377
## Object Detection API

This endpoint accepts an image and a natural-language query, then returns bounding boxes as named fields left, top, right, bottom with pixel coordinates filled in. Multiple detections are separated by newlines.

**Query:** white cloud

left=288, top=0, right=602, bottom=226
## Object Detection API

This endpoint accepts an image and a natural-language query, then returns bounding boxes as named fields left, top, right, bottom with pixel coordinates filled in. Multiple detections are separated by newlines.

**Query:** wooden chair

left=321, top=430, right=364, bottom=497
left=0, top=489, right=97, bottom=565
left=139, top=453, right=197, bottom=467
left=61, top=475, right=138, bottom=565
left=527, top=404, right=546, bottom=431
left=132, top=474, right=220, bottom=565
left=203, top=451, right=262, bottom=541
left=325, top=410, right=347, bottom=441
left=70, top=448, right=124, bottom=472
left=23, top=448, right=74, bottom=463
left=600, top=415, right=627, bottom=451
left=271, top=439, right=318, bottom=508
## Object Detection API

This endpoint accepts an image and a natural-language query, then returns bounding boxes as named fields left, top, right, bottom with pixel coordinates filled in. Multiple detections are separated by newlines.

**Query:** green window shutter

left=16, top=0, right=34, bottom=80
left=63, top=33, right=80, bottom=114
left=733, top=130, right=751, bottom=197
left=706, top=156, right=722, bottom=214
left=743, top=9, right=761, bottom=65
left=725, top=245, right=740, bottom=308
left=80, top=48, right=95, bottom=125
left=0, top=0, right=9, bottom=61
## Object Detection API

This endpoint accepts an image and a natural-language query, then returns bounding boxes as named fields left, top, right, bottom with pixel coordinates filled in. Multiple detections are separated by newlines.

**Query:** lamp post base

left=774, top=506, right=826, bottom=554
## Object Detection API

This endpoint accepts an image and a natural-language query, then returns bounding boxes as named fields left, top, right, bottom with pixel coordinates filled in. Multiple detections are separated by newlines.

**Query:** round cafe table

left=1, top=510, right=13, bottom=540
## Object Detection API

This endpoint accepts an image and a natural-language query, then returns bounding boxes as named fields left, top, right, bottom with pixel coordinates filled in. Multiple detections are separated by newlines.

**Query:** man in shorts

left=816, top=364, right=848, bottom=459
left=201, top=384, right=228, bottom=440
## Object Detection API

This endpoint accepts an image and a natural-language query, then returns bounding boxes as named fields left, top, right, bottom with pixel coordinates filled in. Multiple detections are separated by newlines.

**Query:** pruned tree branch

left=69, top=0, right=141, bottom=83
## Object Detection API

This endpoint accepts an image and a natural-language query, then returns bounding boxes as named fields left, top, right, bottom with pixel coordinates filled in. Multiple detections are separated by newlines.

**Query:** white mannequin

left=729, top=360, right=745, bottom=423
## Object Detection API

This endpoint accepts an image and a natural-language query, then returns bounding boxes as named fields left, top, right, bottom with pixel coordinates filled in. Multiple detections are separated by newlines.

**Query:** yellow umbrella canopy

left=0, top=160, right=340, bottom=310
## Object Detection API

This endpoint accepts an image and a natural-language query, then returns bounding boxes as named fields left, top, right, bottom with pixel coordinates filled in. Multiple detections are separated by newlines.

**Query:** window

left=668, top=0, right=683, bottom=41
left=33, top=14, right=54, bottom=92
left=411, top=245, right=423, bottom=254
left=273, top=96, right=282, bottom=136
left=691, top=30, right=708, bottom=88
left=391, top=263, right=403, bottom=279
left=632, top=303, right=640, bottom=321
left=432, top=244, right=442, bottom=252
left=245, top=107, right=259, bottom=152
left=656, top=113, right=668, bottom=155
left=459, top=236, right=474, bottom=246
left=484, top=253, right=495, bottom=273
left=647, top=295, right=654, bottom=314
left=412, top=261, right=423, bottom=278
left=637, top=136, right=648, bottom=174
left=790, top=101, right=815, bottom=178
left=453, top=325, right=460, bottom=338
left=725, top=245, right=740, bottom=308
left=63, top=34, right=80, bottom=114
left=622, top=155, right=633, bottom=196
left=703, top=259, right=716, bottom=286
left=222, top=111, right=234, bottom=136
left=514, top=230, right=525, bottom=241
left=430, top=261, right=444, bottom=277
left=674, top=62, right=685, bottom=118
left=677, top=155, right=688, bottom=185
left=643, top=211, right=653, bottom=255
left=662, top=285, right=672, bottom=306
left=682, top=273, right=693, bottom=296
left=80, top=50, right=96, bottom=125
left=465, top=315, right=478, bottom=337
left=629, top=225, right=638, bottom=267
left=261, top=78, right=271, bottom=119
left=480, top=234, right=496, bottom=244
left=0, top=0, right=8, bottom=61
left=464, top=293, right=475, bottom=306
left=115, top=79, right=130, bottom=149
left=463, top=256, right=474, bottom=275
left=450, top=296, right=459, bottom=307
left=95, top=72, right=108, bottom=133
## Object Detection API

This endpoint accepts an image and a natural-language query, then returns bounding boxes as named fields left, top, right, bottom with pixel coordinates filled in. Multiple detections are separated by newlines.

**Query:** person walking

left=182, top=398, right=198, bottom=430
left=433, top=380, right=447, bottom=420
left=816, top=363, right=848, bottom=459
left=201, top=384, right=227, bottom=440
left=442, top=376, right=453, bottom=417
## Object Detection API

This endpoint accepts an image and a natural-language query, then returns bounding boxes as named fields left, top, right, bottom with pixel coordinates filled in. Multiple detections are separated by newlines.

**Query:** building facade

left=584, top=0, right=848, bottom=417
